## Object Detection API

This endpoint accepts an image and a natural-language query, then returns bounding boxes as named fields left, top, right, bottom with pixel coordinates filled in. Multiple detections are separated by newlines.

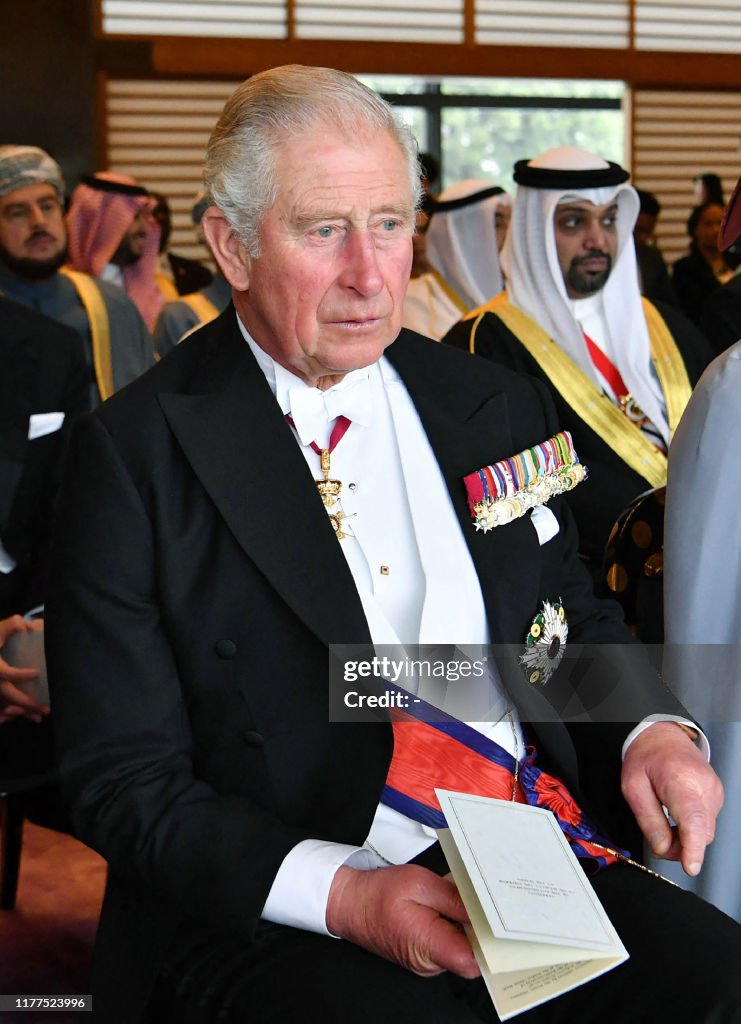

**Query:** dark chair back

left=603, top=486, right=666, bottom=645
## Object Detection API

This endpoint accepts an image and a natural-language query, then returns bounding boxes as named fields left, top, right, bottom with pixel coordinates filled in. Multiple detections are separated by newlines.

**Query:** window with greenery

left=358, top=76, right=625, bottom=192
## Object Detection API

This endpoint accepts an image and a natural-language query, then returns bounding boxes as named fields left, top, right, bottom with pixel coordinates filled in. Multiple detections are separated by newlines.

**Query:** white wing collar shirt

left=238, top=316, right=522, bottom=935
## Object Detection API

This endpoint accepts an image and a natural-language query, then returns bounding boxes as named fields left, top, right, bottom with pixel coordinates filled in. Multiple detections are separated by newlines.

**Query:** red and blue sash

left=381, top=694, right=628, bottom=870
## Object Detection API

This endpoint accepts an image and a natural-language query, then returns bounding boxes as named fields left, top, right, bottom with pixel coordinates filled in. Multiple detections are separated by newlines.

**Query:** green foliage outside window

left=358, top=76, right=625, bottom=193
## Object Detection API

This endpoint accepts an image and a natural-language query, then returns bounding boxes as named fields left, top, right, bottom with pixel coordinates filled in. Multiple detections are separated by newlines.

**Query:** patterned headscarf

left=66, top=171, right=163, bottom=328
left=426, top=180, right=511, bottom=309
left=0, top=145, right=65, bottom=200
left=500, top=146, right=668, bottom=443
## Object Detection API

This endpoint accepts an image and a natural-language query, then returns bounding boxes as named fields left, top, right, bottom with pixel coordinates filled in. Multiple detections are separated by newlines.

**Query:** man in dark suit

left=0, top=297, right=89, bottom=621
left=0, top=296, right=87, bottom=777
left=46, top=67, right=741, bottom=1024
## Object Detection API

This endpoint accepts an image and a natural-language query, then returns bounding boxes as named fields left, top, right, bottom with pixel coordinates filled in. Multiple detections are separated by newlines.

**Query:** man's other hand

left=0, top=615, right=48, bottom=724
left=622, top=721, right=723, bottom=877
left=326, top=863, right=480, bottom=979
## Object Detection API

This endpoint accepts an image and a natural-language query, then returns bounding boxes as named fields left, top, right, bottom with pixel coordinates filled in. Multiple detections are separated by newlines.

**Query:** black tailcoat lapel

left=158, top=315, right=373, bottom=651
left=160, top=320, right=545, bottom=654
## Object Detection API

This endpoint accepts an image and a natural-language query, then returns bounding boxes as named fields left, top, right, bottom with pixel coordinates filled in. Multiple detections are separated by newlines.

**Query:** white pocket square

left=28, top=412, right=65, bottom=440
left=530, top=505, right=560, bottom=545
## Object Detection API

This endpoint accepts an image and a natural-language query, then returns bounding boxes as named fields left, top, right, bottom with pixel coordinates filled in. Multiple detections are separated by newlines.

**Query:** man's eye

left=314, top=225, right=335, bottom=239
left=380, top=219, right=399, bottom=231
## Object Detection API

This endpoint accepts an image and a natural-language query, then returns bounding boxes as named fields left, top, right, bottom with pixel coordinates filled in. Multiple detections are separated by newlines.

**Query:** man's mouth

left=576, top=252, right=609, bottom=272
left=330, top=315, right=385, bottom=328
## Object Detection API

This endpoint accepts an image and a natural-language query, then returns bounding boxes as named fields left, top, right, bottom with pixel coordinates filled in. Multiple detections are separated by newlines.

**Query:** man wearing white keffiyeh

left=444, top=146, right=712, bottom=582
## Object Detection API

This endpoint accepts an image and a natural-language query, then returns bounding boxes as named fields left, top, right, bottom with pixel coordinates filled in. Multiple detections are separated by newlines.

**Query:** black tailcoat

left=0, top=297, right=88, bottom=616
left=45, top=310, right=686, bottom=1021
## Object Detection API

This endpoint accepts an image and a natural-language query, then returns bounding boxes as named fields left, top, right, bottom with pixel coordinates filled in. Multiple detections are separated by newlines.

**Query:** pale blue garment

left=649, top=341, right=741, bottom=922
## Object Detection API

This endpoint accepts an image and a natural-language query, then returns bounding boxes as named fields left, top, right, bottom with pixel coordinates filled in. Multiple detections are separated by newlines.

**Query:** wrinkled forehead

left=272, top=126, right=415, bottom=212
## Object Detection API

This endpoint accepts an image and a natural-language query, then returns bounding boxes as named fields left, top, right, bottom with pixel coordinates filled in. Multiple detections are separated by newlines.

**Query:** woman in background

left=672, top=201, right=734, bottom=325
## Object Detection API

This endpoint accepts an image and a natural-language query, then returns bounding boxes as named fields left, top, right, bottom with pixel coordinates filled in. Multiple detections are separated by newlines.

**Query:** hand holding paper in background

left=0, top=616, right=48, bottom=723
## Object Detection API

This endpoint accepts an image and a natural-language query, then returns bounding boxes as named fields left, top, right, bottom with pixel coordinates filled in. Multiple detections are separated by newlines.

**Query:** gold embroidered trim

left=467, top=294, right=670, bottom=489
left=181, top=291, right=221, bottom=325
left=60, top=266, right=114, bottom=402
left=640, top=298, right=692, bottom=436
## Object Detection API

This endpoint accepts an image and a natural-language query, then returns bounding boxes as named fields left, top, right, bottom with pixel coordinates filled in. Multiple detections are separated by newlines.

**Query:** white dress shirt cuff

left=0, top=539, right=17, bottom=575
left=622, top=714, right=710, bottom=761
left=261, top=839, right=377, bottom=936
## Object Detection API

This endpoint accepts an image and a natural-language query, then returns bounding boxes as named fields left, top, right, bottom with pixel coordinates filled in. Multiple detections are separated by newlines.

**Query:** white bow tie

left=288, top=374, right=374, bottom=448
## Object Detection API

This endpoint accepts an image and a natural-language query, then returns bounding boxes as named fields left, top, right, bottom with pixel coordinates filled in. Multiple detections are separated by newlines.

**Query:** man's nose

left=29, top=203, right=50, bottom=226
left=339, top=231, right=384, bottom=295
left=584, top=216, right=610, bottom=250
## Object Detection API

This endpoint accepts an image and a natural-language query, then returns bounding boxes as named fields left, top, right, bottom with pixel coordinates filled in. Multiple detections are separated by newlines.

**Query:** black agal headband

left=513, top=160, right=629, bottom=190
left=429, top=185, right=505, bottom=213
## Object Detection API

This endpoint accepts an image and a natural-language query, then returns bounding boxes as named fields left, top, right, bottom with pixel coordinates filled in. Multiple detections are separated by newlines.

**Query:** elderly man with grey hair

left=46, top=66, right=741, bottom=1024
left=0, top=145, right=153, bottom=406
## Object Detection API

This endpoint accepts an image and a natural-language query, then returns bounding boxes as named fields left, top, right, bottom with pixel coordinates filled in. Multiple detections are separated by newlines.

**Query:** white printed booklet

left=435, top=790, right=628, bottom=1020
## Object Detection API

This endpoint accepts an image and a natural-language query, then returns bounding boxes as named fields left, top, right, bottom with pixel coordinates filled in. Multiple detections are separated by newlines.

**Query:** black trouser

left=147, top=854, right=741, bottom=1024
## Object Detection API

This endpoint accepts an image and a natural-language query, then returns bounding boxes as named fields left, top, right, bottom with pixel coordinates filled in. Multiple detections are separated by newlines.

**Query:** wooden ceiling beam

left=148, top=38, right=741, bottom=90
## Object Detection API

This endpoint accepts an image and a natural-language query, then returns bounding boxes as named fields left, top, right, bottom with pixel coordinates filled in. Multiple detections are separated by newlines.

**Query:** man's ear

left=201, top=207, right=251, bottom=290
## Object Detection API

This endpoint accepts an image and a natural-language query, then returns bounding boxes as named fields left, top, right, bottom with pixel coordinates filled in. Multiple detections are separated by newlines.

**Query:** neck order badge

left=286, top=414, right=354, bottom=540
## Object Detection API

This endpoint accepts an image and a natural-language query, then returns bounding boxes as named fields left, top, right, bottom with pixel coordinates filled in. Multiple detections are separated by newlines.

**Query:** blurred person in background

left=150, top=189, right=213, bottom=298
left=693, top=172, right=724, bottom=207
left=66, top=170, right=167, bottom=329
left=153, top=192, right=230, bottom=358
left=0, top=147, right=153, bottom=406
left=402, top=207, right=468, bottom=340
left=633, top=188, right=676, bottom=307
left=672, top=201, right=735, bottom=326
left=426, top=179, right=511, bottom=310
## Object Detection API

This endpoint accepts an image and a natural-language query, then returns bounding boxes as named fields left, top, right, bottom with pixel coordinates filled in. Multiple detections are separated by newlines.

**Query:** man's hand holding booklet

left=435, top=790, right=628, bottom=1020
